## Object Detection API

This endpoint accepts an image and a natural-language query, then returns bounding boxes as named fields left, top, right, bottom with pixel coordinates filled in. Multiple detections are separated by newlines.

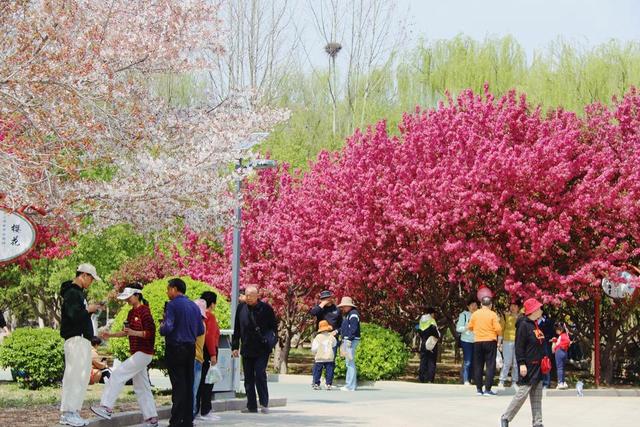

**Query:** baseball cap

left=117, top=287, right=142, bottom=300
left=77, top=263, right=102, bottom=281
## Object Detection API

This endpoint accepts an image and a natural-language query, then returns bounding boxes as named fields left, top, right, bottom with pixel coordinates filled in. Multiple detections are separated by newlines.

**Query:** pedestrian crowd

left=57, top=266, right=230, bottom=427
left=53, top=262, right=579, bottom=427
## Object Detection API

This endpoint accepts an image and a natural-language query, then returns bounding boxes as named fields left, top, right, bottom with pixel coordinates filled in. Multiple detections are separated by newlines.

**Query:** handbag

left=247, top=306, right=277, bottom=350
left=425, top=336, right=438, bottom=352
left=541, top=356, right=552, bottom=375
left=205, top=364, right=223, bottom=384
left=496, top=351, right=504, bottom=370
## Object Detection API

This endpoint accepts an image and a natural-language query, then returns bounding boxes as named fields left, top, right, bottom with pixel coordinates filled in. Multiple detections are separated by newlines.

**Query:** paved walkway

left=145, top=379, right=640, bottom=427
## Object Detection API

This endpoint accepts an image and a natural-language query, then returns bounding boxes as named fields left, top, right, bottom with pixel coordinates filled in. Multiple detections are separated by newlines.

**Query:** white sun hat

left=77, top=263, right=102, bottom=281
left=117, top=287, right=142, bottom=300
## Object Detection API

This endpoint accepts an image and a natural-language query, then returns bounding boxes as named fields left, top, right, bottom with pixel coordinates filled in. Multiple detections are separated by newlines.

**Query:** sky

left=404, top=0, right=640, bottom=54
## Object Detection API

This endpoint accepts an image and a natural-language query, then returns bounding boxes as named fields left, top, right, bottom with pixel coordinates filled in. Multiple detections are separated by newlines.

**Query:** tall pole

left=594, top=293, right=601, bottom=387
left=230, top=159, right=243, bottom=330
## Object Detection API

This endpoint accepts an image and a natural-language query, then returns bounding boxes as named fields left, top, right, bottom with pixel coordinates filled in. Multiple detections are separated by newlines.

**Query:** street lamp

left=230, top=133, right=276, bottom=329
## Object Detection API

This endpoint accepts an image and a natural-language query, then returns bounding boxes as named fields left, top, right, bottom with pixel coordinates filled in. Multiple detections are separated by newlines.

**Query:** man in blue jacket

left=160, top=278, right=204, bottom=427
left=338, top=296, right=360, bottom=391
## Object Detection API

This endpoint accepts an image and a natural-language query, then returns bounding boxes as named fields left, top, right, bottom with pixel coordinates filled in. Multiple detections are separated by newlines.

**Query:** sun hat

left=523, top=298, right=543, bottom=316
left=117, top=287, right=142, bottom=300
left=319, top=290, right=333, bottom=299
left=317, top=320, right=333, bottom=333
left=194, top=299, right=207, bottom=318
left=77, top=263, right=102, bottom=281
left=337, top=296, right=356, bottom=308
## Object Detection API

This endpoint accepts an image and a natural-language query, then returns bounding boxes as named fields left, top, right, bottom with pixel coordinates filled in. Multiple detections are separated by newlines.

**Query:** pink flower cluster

left=187, top=88, right=640, bottom=321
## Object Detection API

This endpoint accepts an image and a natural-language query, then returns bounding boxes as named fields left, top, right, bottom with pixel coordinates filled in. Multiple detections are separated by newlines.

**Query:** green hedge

left=0, top=327, right=65, bottom=389
left=108, top=276, right=230, bottom=368
left=334, top=323, right=409, bottom=381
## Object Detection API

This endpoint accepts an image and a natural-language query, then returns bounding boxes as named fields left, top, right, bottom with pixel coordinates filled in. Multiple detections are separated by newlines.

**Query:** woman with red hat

left=500, top=298, right=545, bottom=427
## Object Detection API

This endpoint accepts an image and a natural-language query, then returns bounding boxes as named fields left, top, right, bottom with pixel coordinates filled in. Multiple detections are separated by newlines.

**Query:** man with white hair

left=59, top=263, right=103, bottom=427
left=231, top=286, right=277, bottom=414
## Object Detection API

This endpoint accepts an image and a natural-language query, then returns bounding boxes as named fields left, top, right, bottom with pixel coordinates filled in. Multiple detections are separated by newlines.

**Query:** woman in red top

left=91, top=284, right=158, bottom=427
left=552, top=322, right=571, bottom=390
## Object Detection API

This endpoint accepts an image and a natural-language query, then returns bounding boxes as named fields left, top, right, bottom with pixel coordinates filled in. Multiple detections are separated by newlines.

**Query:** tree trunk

left=278, top=332, right=292, bottom=374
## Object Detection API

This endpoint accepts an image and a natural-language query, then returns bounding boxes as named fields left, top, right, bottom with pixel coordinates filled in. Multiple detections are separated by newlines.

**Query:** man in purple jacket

left=160, top=278, right=204, bottom=427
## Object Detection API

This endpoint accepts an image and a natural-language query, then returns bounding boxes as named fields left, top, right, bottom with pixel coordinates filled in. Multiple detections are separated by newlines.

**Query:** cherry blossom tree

left=1, top=0, right=286, bottom=232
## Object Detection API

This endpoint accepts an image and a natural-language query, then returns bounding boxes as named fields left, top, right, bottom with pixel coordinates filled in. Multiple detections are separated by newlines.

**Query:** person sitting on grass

left=91, top=284, right=158, bottom=427
left=89, top=337, right=111, bottom=385
left=311, top=320, right=338, bottom=390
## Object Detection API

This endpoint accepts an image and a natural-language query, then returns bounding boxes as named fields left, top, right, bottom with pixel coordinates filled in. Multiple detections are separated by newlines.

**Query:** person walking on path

left=468, top=296, right=502, bottom=396
left=160, top=278, right=204, bottom=427
left=195, top=291, right=221, bottom=422
left=537, top=312, right=555, bottom=387
left=92, top=284, right=158, bottom=427
left=338, top=297, right=361, bottom=391
left=311, top=320, right=338, bottom=390
left=499, top=301, right=521, bottom=388
left=456, top=298, right=477, bottom=385
left=59, top=263, right=103, bottom=427
left=552, top=322, right=571, bottom=390
left=500, top=298, right=546, bottom=427
left=232, top=286, right=278, bottom=414
left=417, top=308, right=441, bottom=383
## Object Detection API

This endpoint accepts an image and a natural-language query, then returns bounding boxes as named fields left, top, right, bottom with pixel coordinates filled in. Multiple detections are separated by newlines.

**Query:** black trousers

left=166, top=343, right=195, bottom=427
left=242, top=353, right=270, bottom=410
left=195, top=358, right=215, bottom=416
left=474, top=341, right=497, bottom=392
left=419, top=350, right=437, bottom=383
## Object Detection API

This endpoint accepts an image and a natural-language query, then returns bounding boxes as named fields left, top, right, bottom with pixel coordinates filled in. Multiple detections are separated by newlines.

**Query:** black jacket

left=59, top=281, right=94, bottom=340
left=309, top=303, right=342, bottom=331
left=232, top=301, right=278, bottom=357
left=515, top=316, right=545, bottom=386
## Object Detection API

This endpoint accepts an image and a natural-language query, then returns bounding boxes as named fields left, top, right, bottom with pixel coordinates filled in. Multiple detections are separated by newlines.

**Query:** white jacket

left=311, top=332, right=337, bottom=362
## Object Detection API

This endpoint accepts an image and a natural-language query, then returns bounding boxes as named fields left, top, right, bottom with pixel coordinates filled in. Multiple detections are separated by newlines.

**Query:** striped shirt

left=127, top=304, right=155, bottom=355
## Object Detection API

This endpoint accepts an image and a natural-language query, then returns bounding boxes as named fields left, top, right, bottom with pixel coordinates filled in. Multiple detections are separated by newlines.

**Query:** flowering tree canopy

left=1, top=0, right=285, bottom=231
left=232, top=87, right=640, bottom=333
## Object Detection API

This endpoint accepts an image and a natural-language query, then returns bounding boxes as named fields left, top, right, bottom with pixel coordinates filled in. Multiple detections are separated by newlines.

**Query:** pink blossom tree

left=233, top=87, right=640, bottom=361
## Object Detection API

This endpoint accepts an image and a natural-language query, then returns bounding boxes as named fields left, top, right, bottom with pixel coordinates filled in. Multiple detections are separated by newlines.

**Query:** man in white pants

left=59, top=263, right=103, bottom=427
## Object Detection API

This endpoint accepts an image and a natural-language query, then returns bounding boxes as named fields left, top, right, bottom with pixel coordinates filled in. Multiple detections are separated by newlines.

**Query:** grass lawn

left=0, top=381, right=172, bottom=425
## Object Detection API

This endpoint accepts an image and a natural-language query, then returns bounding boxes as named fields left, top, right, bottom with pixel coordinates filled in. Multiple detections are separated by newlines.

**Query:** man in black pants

left=160, top=278, right=204, bottom=427
left=232, top=286, right=277, bottom=414
left=468, top=296, right=503, bottom=396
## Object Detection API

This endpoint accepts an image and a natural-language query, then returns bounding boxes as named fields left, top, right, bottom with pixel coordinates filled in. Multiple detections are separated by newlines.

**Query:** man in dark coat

left=232, top=286, right=277, bottom=414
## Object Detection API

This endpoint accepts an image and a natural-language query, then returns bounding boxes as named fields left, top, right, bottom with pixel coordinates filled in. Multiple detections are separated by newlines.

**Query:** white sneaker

left=498, top=382, right=505, bottom=388
left=59, top=412, right=86, bottom=427
left=260, top=405, right=270, bottom=414
left=340, top=386, right=355, bottom=392
left=90, top=405, right=112, bottom=420
left=59, top=412, right=85, bottom=427
left=463, top=381, right=471, bottom=386
left=198, top=413, right=222, bottom=421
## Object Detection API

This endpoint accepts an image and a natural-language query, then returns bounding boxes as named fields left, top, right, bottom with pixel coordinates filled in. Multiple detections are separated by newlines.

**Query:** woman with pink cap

left=500, top=298, right=545, bottom=427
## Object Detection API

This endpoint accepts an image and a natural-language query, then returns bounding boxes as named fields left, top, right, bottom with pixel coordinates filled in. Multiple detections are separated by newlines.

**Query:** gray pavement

left=141, top=378, right=640, bottom=427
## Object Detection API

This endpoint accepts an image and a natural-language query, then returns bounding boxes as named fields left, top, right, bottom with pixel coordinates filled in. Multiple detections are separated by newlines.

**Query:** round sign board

left=0, top=208, right=37, bottom=263
left=602, top=271, right=636, bottom=299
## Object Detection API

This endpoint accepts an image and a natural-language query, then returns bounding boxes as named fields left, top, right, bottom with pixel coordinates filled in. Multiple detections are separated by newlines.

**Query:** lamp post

left=230, top=133, right=276, bottom=329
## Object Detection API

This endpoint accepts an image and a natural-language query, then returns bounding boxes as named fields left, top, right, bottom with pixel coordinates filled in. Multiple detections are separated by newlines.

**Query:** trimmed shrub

left=334, top=323, right=409, bottom=381
left=109, top=276, right=230, bottom=368
left=0, top=327, right=65, bottom=389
